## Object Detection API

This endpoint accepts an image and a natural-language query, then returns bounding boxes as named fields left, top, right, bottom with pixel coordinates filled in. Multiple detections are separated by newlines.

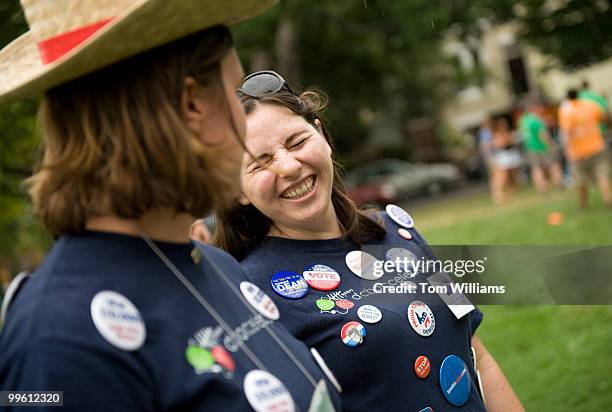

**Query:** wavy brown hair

left=214, top=88, right=386, bottom=261
left=27, top=26, right=237, bottom=236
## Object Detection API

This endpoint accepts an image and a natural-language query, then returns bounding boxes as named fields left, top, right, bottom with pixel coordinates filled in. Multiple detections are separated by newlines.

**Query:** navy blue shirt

left=0, top=231, right=341, bottom=411
left=241, top=212, right=486, bottom=412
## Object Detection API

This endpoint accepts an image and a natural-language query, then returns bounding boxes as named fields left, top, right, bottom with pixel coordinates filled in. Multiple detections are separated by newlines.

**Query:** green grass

left=409, top=188, right=612, bottom=411
left=413, top=188, right=612, bottom=245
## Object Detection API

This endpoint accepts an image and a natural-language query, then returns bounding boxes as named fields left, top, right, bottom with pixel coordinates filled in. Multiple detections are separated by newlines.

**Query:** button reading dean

left=270, top=271, right=308, bottom=299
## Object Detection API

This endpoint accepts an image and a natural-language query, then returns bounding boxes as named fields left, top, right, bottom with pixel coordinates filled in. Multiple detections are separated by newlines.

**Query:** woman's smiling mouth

left=280, top=175, right=316, bottom=200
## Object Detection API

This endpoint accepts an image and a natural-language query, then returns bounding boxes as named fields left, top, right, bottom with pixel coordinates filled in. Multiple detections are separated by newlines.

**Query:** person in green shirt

left=579, top=81, right=610, bottom=135
left=518, top=102, right=562, bottom=194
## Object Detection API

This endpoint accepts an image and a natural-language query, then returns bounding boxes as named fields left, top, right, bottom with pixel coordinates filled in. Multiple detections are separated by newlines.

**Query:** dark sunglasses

left=239, top=70, right=296, bottom=97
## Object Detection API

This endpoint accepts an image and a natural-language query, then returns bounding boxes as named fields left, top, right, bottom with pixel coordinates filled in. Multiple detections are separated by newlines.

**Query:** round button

left=243, top=370, right=295, bottom=412
left=270, top=271, right=308, bottom=299
left=340, top=321, right=366, bottom=347
left=414, top=355, right=431, bottom=379
left=357, top=305, right=382, bottom=324
left=240, top=281, right=279, bottom=320
left=439, top=355, right=471, bottom=407
left=303, top=264, right=341, bottom=291
left=407, top=300, right=436, bottom=337
left=345, top=250, right=382, bottom=280
left=385, top=247, right=417, bottom=274
left=398, top=228, right=413, bottom=240
left=386, top=204, right=415, bottom=228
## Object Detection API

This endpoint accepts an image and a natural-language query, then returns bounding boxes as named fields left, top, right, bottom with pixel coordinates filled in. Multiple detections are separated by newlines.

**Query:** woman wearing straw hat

left=215, top=70, right=524, bottom=412
left=0, top=2, right=341, bottom=411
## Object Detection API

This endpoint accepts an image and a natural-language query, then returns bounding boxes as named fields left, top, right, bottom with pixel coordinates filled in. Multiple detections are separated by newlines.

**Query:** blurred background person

left=518, top=100, right=563, bottom=194
left=478, top=117, right=496, bottom=194
left=491, top=118, right=522, bottom=204
left=579, top=80, right=610, bottom=137
left=559, top=89, right=611, bottom=210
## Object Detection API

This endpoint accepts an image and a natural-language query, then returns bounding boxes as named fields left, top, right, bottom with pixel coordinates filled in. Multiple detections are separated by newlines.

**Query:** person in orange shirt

left=559, top=89, right=611, bottom=209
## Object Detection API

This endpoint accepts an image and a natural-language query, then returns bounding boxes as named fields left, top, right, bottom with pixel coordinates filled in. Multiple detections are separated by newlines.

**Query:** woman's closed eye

left=248, top=155, right=272, bottom=172
left=289, top=136, right=309, bottom=149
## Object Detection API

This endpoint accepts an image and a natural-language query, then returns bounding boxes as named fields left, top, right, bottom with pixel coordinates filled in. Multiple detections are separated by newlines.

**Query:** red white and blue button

left=270, top=271, right=308, bottom=299
left=386, top=204, right=415, bottom=228
left=407, top=300, right=435, bottom=337
left=439, top=354, right=471, bottom=407
left=303, top=264, right=341, bottom=291
left=340, top=321, right=366, bottom=347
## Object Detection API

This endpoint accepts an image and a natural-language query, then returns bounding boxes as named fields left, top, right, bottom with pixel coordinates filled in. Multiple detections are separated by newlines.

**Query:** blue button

left=439, top=354, right=471, bottom=406
left=270, top=271, right=308, bottom=299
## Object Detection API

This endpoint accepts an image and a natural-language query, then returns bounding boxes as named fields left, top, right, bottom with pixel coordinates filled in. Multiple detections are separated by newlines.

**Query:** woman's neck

left=85, top=209, right=195, bottom=243
left=267, top=206, right=343, bottom=240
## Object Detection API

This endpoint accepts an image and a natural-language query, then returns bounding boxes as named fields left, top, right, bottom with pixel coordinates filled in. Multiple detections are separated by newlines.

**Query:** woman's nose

left=274, top=152, right=301, bottom=178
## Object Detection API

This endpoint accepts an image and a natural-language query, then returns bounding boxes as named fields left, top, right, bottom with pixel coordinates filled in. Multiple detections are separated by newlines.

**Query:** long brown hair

left=214, top=88, right=386, bottom=261
left=27, top=26, right=236, bottom=236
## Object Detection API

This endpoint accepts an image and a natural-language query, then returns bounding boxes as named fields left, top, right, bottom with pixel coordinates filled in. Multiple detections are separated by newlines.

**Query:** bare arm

left=472, top=336, right=524, bottom=412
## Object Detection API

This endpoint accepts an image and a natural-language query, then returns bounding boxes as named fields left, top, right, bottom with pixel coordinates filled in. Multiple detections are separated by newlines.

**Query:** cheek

left=252, top=173, right=279, bottom=204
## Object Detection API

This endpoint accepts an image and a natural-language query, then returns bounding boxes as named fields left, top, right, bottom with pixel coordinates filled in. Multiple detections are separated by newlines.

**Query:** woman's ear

left=314, top=118, right=323, bottom=132
left=238, top=192, right=251, bottom=206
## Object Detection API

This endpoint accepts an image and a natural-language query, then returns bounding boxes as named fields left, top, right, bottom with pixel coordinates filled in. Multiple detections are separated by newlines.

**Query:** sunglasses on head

left=239, top=70, right=296, bottom=97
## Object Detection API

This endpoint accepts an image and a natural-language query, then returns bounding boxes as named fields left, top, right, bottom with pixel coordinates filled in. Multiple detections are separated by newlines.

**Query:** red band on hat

left=37, top=18, right=113, bottom=64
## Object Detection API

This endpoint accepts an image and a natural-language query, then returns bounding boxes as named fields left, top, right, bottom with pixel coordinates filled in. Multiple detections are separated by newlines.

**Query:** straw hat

left=0, top=0, right=277, bottom=104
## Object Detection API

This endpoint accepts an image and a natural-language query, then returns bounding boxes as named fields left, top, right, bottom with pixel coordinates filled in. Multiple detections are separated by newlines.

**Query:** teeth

left=282, top=176, right=315, bottom=199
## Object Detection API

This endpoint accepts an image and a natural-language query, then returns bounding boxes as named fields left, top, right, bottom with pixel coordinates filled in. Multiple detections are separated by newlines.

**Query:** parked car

left=345, top=159, right=463, bottom=206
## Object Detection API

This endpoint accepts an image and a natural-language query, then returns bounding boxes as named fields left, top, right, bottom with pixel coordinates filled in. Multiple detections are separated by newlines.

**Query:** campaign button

left=357, top=305, right=382, bottom=324
left=385, top=247, right=417, bottom=274
left=414, top=355, right=431, bottom=379
left=345, top=250, right=382, bottom=280
left=90, top=290, right=146, bottom=351
left=398, top=228, right=413, bottom=240
left=303, top=264, right=341, bottom=291
left=439, top=355, right=471, bottom=407
left=244, top=369, right=295, bottom=412
left=386, top=204, right=415, bottom=228
left=270, top=271, right=308, bottom=299
left=341, top=321, right=366, bottom=347
left=407, top=300, right=436, bottom=337
left=240, top=281, right=280, bottom=320
left=418, top=408, right=433, bottom=412
left=335, top=299, right=354, bottom=310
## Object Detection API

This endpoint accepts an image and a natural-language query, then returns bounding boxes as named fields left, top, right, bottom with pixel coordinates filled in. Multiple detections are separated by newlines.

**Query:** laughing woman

left=215, top=71, right=525, bottom=412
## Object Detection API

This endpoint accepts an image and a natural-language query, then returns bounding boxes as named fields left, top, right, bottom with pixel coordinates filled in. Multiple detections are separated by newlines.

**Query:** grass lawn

left=409, top=187, right=612, bottom=411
